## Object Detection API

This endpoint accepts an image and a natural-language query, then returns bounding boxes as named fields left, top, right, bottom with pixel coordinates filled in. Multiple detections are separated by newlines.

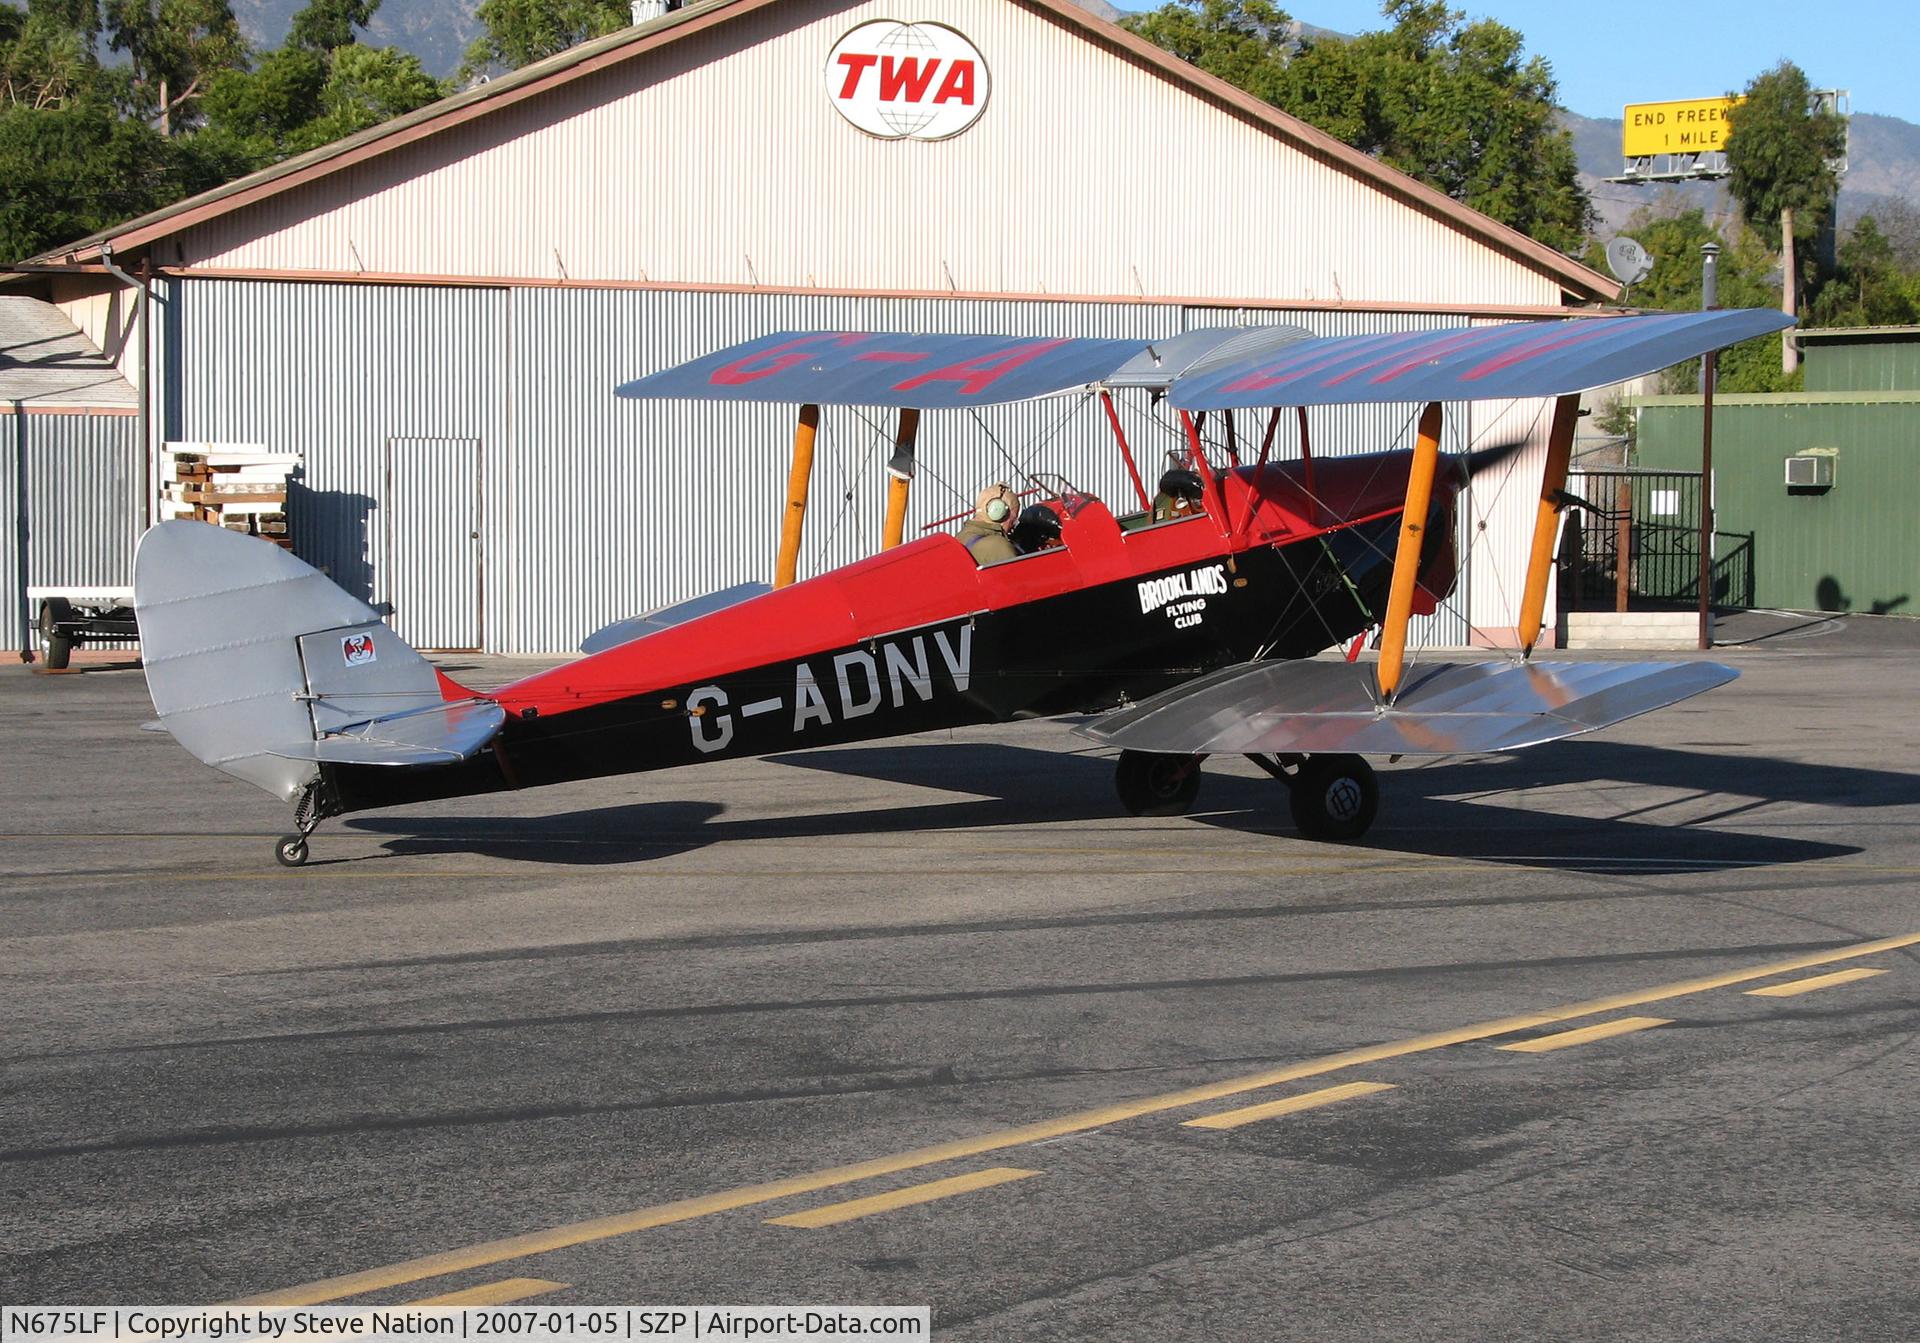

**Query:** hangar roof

left=0, top=298, right=137, bottom=409
left=16, top=0, right=1615, bottom=305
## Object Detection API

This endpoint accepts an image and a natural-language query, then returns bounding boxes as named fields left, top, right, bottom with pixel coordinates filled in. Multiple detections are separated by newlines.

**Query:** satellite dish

left=1606, top=236, right=1654, bottom=286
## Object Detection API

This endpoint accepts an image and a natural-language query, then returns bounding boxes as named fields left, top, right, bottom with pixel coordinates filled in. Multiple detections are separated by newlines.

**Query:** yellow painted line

left=228, top=927, right=1920, bottom=1307
left=1746, top=966, right=1887, bottom=997
left=1183, top=1081, right=1395, bottom=1129
left=1498, top=1016, right=1671, bottom=1053
left=405, top=1279, right=566, bottom=1306
left=766, top=1167, right=1039, bottom=1229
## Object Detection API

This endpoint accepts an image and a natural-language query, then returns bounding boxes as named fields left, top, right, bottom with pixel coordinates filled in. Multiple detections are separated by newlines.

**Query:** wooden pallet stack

left=160, top=444, right=302, bottom=549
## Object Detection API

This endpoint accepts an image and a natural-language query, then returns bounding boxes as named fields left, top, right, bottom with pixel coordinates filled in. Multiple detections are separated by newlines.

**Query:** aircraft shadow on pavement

left=347, top=737, right=1894, bottom=873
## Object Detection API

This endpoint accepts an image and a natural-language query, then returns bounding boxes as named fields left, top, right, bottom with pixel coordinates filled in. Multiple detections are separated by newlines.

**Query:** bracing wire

left=1013, top=390, right=1097, bottom=488
left=811, top=409, right=882, bottom=570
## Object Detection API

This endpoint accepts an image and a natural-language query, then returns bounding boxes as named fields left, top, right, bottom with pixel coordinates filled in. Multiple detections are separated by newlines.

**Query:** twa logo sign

left=826, top=21, right=990, bottom=141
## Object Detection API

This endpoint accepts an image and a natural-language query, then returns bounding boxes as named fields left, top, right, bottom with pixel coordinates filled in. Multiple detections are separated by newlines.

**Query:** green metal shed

left=1636, top=388, right=1920, bottom=615
left=1799, top=326, right=1920, bottom=394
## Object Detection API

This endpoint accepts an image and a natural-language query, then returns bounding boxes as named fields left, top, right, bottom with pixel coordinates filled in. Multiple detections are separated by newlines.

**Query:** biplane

left=133, top=308, right=1791, bottom=865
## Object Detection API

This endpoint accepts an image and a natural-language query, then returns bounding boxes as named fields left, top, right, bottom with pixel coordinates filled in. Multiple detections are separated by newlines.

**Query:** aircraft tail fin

left=134, top=522, right=500, bottom=803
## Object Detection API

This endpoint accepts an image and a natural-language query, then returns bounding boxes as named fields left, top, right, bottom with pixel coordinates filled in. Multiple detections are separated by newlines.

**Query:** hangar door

left=385, top=435, right=482, bottom=651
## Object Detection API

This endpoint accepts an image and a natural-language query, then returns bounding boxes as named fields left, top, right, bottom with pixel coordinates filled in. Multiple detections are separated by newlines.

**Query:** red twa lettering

left=934, top=60, right=976, bottom=105
left=892, top=339, right=1067, bottom=397
left=710, top=334, right=869, bottom=386
left=835, top=52, right=878, bottom=99
left=879, top=56, right=938, bottom=102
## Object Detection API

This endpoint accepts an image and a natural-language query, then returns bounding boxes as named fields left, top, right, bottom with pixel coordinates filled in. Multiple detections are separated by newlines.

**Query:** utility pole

left=1698, top=243, right=1720, bottom=650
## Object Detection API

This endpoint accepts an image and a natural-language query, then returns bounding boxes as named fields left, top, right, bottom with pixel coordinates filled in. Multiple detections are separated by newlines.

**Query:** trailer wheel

left=275, top=836, right=310, bottom=867
left=37, top=597, right=75, bottom=671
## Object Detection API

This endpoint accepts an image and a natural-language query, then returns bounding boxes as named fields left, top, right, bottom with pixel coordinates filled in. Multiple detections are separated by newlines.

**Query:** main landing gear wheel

left=1115, top=749, right=1204, bottom=817
left=1286, top=753, right=1379, bottom=842
left=275, top=835, right=309, bottom=867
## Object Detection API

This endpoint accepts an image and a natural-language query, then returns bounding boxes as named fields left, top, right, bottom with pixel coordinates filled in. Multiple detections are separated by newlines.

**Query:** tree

left=0, top=92, right=184, bottom=258
left=294, top=43, right=444, bottom=149
left=287, top=0, right=377, bottom=53
left=102, top=0, right=245, bottom=135
left=195, top=44, right=330, bottom=167
left=2, top=0, right=105, bottom=110
left=1583, top=207, right=1792, bottom=394
left=1806, top=216, right=1920, bottom=329
left=196, top=33, right=445, bottom=170
left=1723, top=61, right=1847, bottom=373
left=1121, top=0, right=1294, bottom=101
left=1123, top=0, right=1592, bottom=252
left=463, top=0, right=630, bottom=77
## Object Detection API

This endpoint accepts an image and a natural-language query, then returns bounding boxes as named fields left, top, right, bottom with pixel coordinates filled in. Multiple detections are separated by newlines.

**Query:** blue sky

left=1294, top=2, right=1912, bottom=123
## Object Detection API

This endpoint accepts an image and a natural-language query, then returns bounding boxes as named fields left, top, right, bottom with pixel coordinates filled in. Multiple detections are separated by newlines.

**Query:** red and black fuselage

left=322, top=449, right=1462, bottom=816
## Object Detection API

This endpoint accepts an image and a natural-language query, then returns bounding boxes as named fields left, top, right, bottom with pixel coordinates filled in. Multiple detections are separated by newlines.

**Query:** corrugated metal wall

left=386, top=436, right=483, bottom=648
left=174, top=0, right=1566, bottom=312
left=160, top=277, right=509, bottom=644
left=1, top=412, right=140, bottom=650
left=1637, top=395, right=1920, bottom=613
left=1804, top=337, right=1920, bottom=394
left=504, top=287, right=1182, bottom=650
left=162, top=276, right=1539, bottom=653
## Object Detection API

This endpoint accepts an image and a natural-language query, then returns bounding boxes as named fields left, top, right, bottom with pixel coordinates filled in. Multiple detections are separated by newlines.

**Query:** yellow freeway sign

left=1623, top=97, right=1742, bottom=157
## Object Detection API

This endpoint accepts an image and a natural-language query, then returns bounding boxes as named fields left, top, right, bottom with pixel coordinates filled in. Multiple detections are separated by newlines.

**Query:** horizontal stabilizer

left=265, top=699, right=506, bottom=767
left=1078, top=658, right=1739, bottom=757
left=580, top=581, right=773, bottom=654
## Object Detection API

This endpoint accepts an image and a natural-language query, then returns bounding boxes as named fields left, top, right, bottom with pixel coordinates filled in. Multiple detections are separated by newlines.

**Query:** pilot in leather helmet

left=958, top=482, right=1021, bottom=565
left=1152, top=468, right=1206, bottom=522
left=1010, top=503, right=1063, bottom=554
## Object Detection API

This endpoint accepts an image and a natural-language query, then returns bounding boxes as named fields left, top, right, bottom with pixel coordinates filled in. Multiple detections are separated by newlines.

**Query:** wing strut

left=1516, top=394, right=1581, bottom=655
left=1376, top=401, right=1444, bottom=703
left=1180, top=411, right=1224, bottom=513
left=1099, top=391, right=1152, bottom=511
left=1297, top=407, right=1318, bottom=524
left=882, top=407, right=920, bottom=550
left=775, top=402, right=819, bottom=589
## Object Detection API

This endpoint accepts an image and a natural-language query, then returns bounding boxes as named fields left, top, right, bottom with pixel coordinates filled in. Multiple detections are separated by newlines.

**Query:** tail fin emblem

left=342, top=633, right=377, bottom=666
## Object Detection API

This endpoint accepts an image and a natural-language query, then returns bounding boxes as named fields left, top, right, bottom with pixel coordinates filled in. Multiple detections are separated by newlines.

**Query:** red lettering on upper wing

left=709, top=334, right=870, bottom=386
left=835, top=52, right=878, bottom=100
left=934, top=60, right=976, bottom=105
left=1353, top=326, right=1513, bottom=386
left=892, top=339, right=1069, bottom=397
left=879, top=56, right=939, bottom=103
left=1460, top=323, right=1615, bottom=381
left=1218, top=331, right=1424, bottom=395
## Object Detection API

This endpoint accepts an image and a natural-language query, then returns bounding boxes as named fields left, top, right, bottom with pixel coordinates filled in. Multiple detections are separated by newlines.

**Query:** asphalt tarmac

left=2, top=610, right=1917, bottom=1339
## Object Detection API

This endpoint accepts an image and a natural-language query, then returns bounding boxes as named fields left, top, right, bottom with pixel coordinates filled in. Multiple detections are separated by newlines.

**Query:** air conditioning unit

left=1785, top=454, right=1833, bottom=488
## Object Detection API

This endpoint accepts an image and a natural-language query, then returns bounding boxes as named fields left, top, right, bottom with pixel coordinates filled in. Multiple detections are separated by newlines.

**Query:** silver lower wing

left=1077, top=658, right=1739, bottom=757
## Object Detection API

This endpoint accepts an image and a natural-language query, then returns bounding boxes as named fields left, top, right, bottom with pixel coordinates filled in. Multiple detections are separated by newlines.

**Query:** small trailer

left=27, top=587, right=138, bottom=670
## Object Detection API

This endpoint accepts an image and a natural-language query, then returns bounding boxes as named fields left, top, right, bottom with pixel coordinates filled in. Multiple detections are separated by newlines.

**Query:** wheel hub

left=1324, top=776, right=1363, bottom=821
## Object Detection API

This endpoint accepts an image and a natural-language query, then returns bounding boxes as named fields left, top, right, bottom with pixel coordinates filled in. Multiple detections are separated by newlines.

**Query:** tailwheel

left=274, top=776, right=334, bottom=867
left=1115, top=749, right=1204, bottom=817
left=1285, top=753, right=1379, bottom=842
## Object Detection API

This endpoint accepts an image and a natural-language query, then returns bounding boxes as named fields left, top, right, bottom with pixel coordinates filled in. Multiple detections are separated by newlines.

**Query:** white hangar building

left=7, top=0, right=1618, bottom=654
